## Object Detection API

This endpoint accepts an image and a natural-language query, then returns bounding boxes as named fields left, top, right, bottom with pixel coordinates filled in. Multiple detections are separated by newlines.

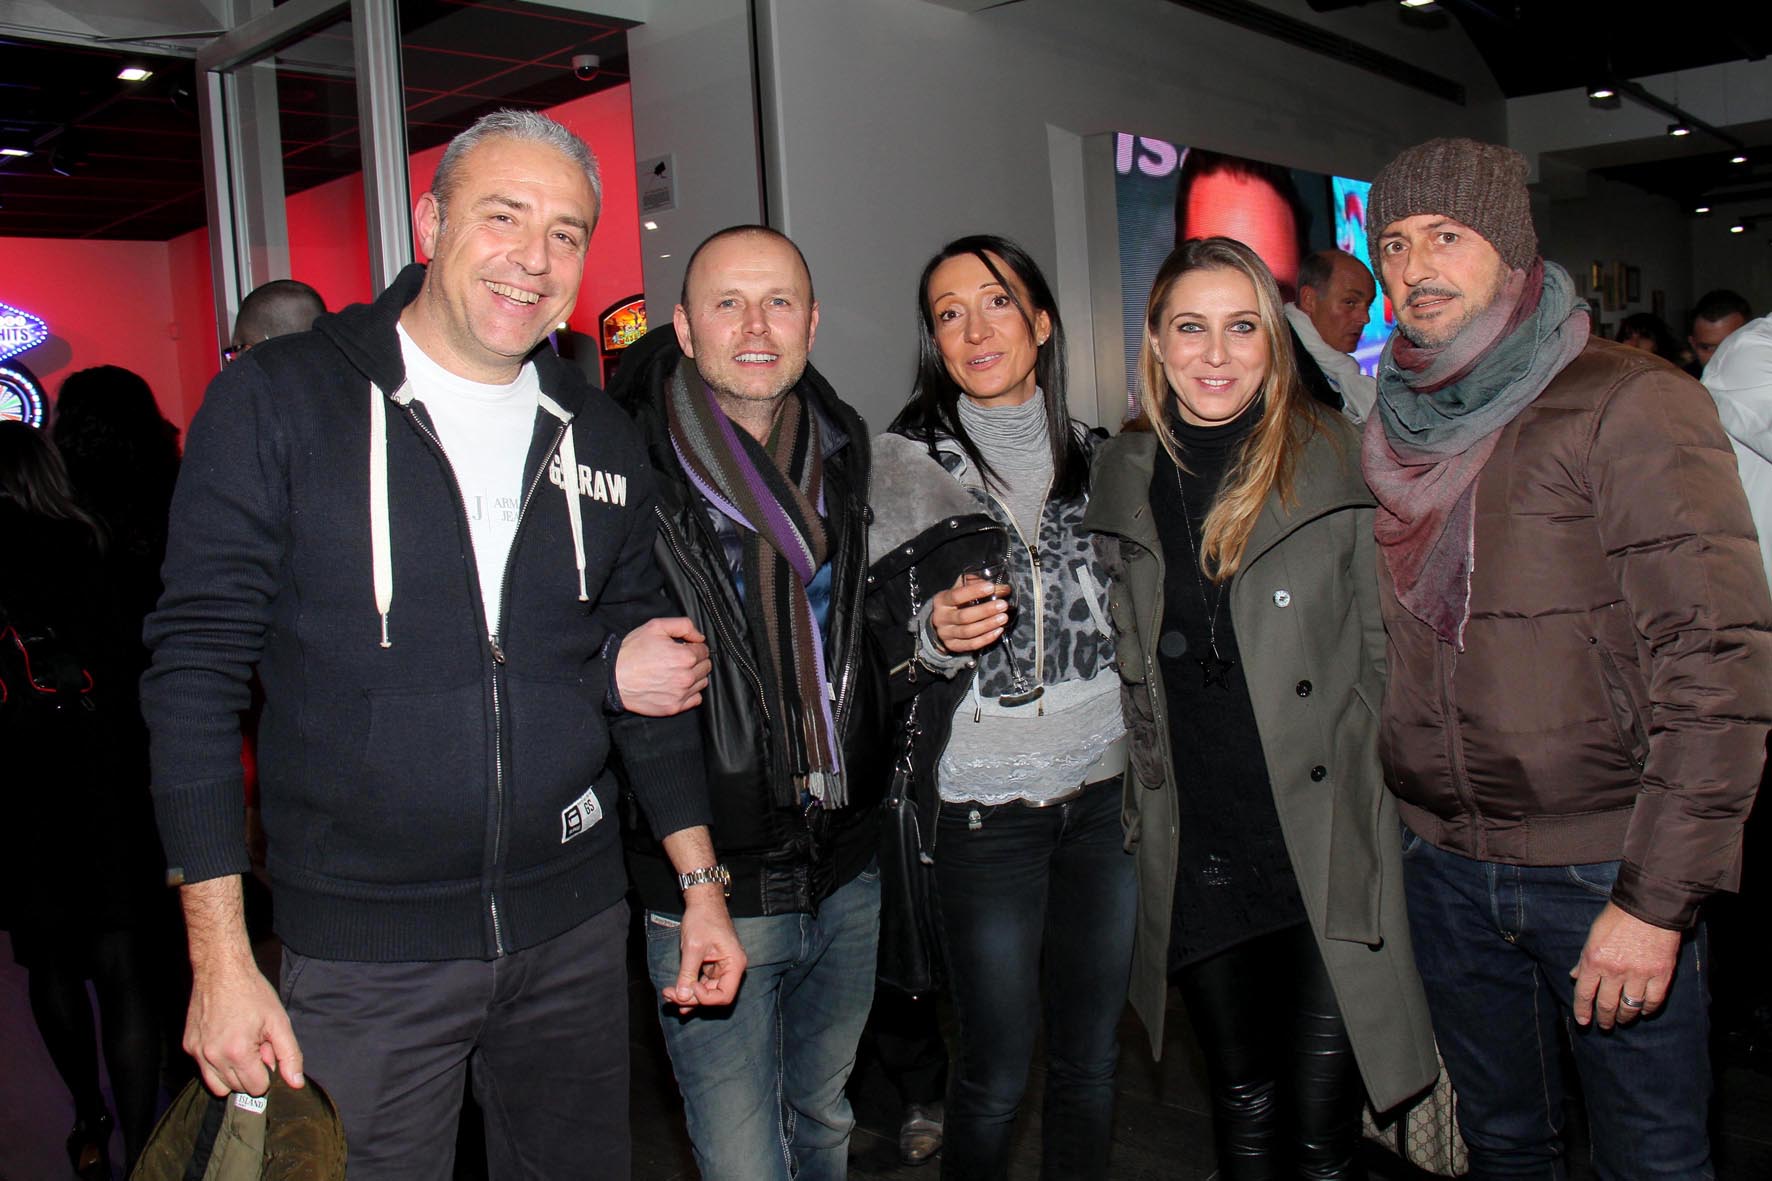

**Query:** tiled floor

left=5, top=924, right=1769, bottom=1181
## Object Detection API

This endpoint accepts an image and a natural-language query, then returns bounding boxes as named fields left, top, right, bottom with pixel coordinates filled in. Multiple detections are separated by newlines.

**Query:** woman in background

left=0, top=421, right=162, bottom=1178
left=1086, top=237, right=1436, bottom=1179
left=867, top=234, right=1132, bottom=1181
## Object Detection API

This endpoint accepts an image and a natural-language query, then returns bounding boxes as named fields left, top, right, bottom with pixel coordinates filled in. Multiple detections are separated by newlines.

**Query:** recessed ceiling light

left=0, top=147, right=30, bottom=158
left=659, top=253, right=672, bottom=259
left=1730, top=223, right=1747, bottom=234
left=1695, top=205, right=1712, bottom=214
left=643, top=220, right=658, bottom=231
left=1588, top=86, right=1615, bottom=100
left=117, top=67, right=153, bottom=82
left=1669, top=122, right=1692, bottom=137
left=1399, top=0, right=1435, bottom=7
left=1731, top=154, right=1748, bottom=164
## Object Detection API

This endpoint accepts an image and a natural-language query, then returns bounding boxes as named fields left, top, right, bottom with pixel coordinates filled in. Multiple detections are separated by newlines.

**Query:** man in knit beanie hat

left=1364, top=136, right=1772, bottom=1175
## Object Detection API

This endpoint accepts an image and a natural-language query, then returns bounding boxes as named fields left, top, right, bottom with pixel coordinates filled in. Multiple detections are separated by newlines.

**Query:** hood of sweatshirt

left=312, top=262, right=598, bottom=646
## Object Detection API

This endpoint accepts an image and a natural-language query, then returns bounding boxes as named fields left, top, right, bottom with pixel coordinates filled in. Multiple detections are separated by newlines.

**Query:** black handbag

left=876, top=683, right=945, bottom=997
left=0, top=603, right=97, bottom=724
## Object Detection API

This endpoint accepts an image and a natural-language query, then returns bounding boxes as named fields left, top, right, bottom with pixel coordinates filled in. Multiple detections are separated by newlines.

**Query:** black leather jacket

left=609, top=327, right=887, bottom=917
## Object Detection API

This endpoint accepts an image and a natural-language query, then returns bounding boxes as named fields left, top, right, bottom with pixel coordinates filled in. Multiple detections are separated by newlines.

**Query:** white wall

left=1691, top=205, right=1772, bottom=327
left=749, top=0, right=1505, bottom=432
left=626, top=0, right=765, bottom=317
left=1538, top=174, right=1693, bottom=341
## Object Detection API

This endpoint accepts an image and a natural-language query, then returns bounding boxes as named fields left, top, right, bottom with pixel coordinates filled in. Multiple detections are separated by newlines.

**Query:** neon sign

left=0, top=299, right=49, bottom=427
left=0, top=301, right=49, bottom=363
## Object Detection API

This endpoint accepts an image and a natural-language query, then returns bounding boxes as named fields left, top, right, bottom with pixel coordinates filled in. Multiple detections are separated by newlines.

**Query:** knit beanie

left=1366, top=138, right=1537, bottom=271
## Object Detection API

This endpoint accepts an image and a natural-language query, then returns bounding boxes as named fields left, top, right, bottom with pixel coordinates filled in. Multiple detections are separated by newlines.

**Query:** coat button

left=1273, top=589, right=1291, bottom=607
left=1296, top=680, right=1312, bottom=697
left=1310, top=764, right=1327, bottom=781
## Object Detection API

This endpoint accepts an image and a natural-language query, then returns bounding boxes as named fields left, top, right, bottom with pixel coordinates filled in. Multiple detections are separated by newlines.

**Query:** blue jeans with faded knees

left=1400, top=829, right=1713, bottom=1181
left=645, top=865, right=880, bottom=1181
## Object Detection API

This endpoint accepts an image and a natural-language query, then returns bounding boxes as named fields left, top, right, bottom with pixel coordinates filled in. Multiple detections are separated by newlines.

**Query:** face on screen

left=1180, top=169, right=1300, bottom=295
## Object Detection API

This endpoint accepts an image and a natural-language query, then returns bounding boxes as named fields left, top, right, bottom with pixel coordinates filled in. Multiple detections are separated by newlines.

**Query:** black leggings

left=1177, top=923, right=1366, bottom=1180
left=26, top=927, right=161, bottom=1171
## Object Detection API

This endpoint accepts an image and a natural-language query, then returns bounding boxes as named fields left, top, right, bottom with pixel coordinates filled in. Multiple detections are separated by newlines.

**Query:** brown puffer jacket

left=1380, top=338, right=1772, bottom=930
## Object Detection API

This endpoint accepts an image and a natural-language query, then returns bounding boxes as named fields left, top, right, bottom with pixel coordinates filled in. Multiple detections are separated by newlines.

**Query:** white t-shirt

left=396, top=324, right=541, bottom=638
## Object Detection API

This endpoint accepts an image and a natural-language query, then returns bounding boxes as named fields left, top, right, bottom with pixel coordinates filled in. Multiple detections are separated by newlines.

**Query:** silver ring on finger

left=1620, top=993, right=1645, bottom=1010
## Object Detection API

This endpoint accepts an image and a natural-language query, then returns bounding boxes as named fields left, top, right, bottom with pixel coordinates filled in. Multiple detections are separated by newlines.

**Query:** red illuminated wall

left=3, top=84, right=641, bottom=431
left=0, top=238, right=193, bottom=425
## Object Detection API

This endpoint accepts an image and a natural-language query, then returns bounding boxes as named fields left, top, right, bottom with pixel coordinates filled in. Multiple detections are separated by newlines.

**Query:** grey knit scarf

left=1362, top=259, right=1589, bottom=646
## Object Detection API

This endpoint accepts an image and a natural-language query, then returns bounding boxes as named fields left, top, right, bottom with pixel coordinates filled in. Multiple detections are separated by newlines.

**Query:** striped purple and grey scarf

left=666, top=359, right=846, bottom=807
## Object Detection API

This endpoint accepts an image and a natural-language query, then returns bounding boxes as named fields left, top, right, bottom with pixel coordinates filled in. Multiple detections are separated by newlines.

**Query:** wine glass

left=957, top=554, right=1042, bottom=708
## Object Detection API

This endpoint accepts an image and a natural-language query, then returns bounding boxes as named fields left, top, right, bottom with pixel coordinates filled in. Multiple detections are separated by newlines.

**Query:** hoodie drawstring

left=539, top=394, right=588, bottom=603
left=370, top=381, right=409, bottom=647
left=371, top=384, right=588, bottom=651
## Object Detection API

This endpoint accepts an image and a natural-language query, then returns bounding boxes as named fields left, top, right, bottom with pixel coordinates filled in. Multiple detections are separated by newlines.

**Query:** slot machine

left=598, top=295, right=646, bottom=386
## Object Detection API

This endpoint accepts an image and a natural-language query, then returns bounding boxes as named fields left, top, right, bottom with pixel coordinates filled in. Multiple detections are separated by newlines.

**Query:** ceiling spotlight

left=1587, top=85, right=1615, bottom=99
left=643, top=220, right=658, bottom=231
left=1731, top=223, right=1747, bottom=234
left=1668, top=122, right=1692, bottom=137
left=0, top=146, right=30, bottom=159
left=117, top=66, right=153, bottom=82
left=1399, top=0, right=1435, bottom=7
left=1731, top=154, right=1748, bottom=165
left=1695, top=205, right=1712, bottom=214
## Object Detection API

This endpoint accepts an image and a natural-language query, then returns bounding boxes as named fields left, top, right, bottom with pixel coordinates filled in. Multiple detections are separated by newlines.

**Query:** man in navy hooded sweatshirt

left=142, top=109, right=745, bottom=1179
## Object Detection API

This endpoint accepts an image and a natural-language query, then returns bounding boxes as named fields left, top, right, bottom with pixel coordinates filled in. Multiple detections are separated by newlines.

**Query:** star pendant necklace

left=1174, top=465, right=1236, bottom=690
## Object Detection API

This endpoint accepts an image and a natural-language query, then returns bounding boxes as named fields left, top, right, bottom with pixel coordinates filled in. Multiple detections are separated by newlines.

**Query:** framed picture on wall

left=1590, top=260, right=1604, bottom=293
left=1602, top=264, right=1623, bottom=311
left=1627, top=267, right=1642, bottom=303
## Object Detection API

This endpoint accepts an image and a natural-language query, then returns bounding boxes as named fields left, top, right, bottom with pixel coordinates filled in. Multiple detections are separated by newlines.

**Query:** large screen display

left=1113, top=135, right=1394, bottom=415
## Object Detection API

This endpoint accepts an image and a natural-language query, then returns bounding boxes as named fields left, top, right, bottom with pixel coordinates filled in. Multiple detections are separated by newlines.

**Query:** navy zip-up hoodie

left=143, top=264, right=709, bottom=962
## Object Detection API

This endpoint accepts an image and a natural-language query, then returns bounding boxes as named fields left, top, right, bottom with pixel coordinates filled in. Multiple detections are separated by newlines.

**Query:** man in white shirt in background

left=1284, top=248, right=1379, bottom=424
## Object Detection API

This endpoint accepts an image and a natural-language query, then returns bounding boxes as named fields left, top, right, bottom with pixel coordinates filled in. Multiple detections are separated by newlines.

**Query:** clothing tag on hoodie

left=233, top=1093, right=268, bottom=1115
left=560, top=786, right=603, bottom=843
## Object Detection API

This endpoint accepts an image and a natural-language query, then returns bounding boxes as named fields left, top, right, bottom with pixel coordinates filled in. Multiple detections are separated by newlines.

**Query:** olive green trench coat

left=1084, top=417, right=1437, bottom=1113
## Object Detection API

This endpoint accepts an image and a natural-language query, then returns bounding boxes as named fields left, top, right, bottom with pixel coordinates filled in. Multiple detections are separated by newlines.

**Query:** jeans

left=1400, top=829, right=1713, bottom=1180
left=645, top=866, right=880, bottom=1181
left=934, top=776, right=1137, bottom=1181
left=279, top=901, right=631, bottom=1181
left=1177, top=923, right=1365, bottom=1180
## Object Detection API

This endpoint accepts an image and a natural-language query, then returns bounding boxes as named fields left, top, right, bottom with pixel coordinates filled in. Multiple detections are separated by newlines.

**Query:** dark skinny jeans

left=934, top=776, right=1136, bottom=1181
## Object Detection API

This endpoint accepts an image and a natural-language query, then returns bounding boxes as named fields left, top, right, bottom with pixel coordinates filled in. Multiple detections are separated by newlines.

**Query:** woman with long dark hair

left=0, top=422, right=162, bottom=1178
left=51, top=365, right=182, bottom=644
left=866, top=234, right=1133, bottom=1180
left=1085, top=238, right=1436, bottom=1178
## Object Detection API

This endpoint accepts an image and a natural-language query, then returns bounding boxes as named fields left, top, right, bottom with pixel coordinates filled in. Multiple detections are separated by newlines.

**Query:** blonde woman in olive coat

left=1084, top=238, right=1435, bottom=1178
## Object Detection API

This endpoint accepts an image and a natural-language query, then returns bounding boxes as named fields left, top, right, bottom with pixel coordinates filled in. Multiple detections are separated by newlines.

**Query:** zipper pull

left=490, top=635, right=506, bottom=664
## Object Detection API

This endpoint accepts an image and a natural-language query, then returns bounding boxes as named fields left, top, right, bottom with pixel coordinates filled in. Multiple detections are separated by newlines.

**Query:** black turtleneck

left=1150, top=398, right=1306, bottom=972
